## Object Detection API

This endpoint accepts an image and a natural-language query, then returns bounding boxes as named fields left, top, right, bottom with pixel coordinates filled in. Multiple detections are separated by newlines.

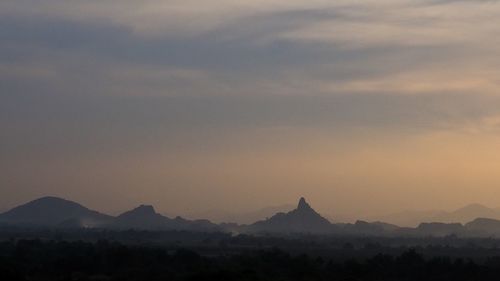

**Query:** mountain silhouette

left=186, top=204, right=295, bottom=224
left=249, top=197, right=335, bottom=233
left=342, top=220, right=400, bottom=235
left=7, top=196, right=500, bottom=237
left=415, top=222, right=464, bottom=236
left=366, top=209, right=448, bottom=227
left=0, top=196, right=112, bottom=227
left=368, top=203, right=500, bottom=227
left=0, top=197, right=220, bottom=232
left=431, top=203, right=500, bottom=223
left=109, top=205, right=220, bottom=232
left=110, top=205, right=170, bottom=230
left=465, top=218, right=500, bottom=236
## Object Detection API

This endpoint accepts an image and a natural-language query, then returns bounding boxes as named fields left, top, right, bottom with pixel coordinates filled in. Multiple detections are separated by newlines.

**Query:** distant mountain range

left=0, top=197, right=220, bottom=232
left=186, top=204, right=295, bottom=224
left=4, top=196, right=500, bottom=237
left=366, top=203, right=500, bottom=227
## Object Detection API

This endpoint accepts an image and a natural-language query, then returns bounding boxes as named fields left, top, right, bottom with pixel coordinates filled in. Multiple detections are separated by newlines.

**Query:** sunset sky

left=2, top=0, right=500, bottom=220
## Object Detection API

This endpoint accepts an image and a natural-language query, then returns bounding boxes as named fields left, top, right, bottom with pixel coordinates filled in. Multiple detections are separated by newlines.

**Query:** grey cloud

left=0, top=7, right=465, bottom=101
left=2, top=0, right=500, bottom=143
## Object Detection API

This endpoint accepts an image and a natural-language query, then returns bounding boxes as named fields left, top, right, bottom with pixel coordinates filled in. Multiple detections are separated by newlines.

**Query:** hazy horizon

left=3, top=0, right=500, bottom=221
left=4, top=195, right=500, bottom=228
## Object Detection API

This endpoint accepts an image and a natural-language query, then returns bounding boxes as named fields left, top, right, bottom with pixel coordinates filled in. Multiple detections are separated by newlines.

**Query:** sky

left=2, top=0, right=500, bottom=221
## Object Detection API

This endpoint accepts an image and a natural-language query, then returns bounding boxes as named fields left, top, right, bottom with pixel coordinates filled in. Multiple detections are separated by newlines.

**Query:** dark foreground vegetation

left=4, top=238, right=500, bottom=281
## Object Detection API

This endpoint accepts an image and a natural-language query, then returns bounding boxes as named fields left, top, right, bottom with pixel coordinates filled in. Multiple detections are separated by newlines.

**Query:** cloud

left=2, top=0, right=500, bottom=99
left=2, top=0, right=500, bottom=142
left=2, top=1, right=500, bottom=157
left=4, top=0, right=500, bottom=213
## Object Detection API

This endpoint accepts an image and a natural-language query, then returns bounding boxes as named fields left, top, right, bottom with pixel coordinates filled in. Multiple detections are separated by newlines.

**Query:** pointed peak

left=297, top=197, right=311, bottom=210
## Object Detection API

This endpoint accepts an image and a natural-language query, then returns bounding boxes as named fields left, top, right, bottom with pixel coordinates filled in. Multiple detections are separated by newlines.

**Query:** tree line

left=4, top=239, right=500, bottom=280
